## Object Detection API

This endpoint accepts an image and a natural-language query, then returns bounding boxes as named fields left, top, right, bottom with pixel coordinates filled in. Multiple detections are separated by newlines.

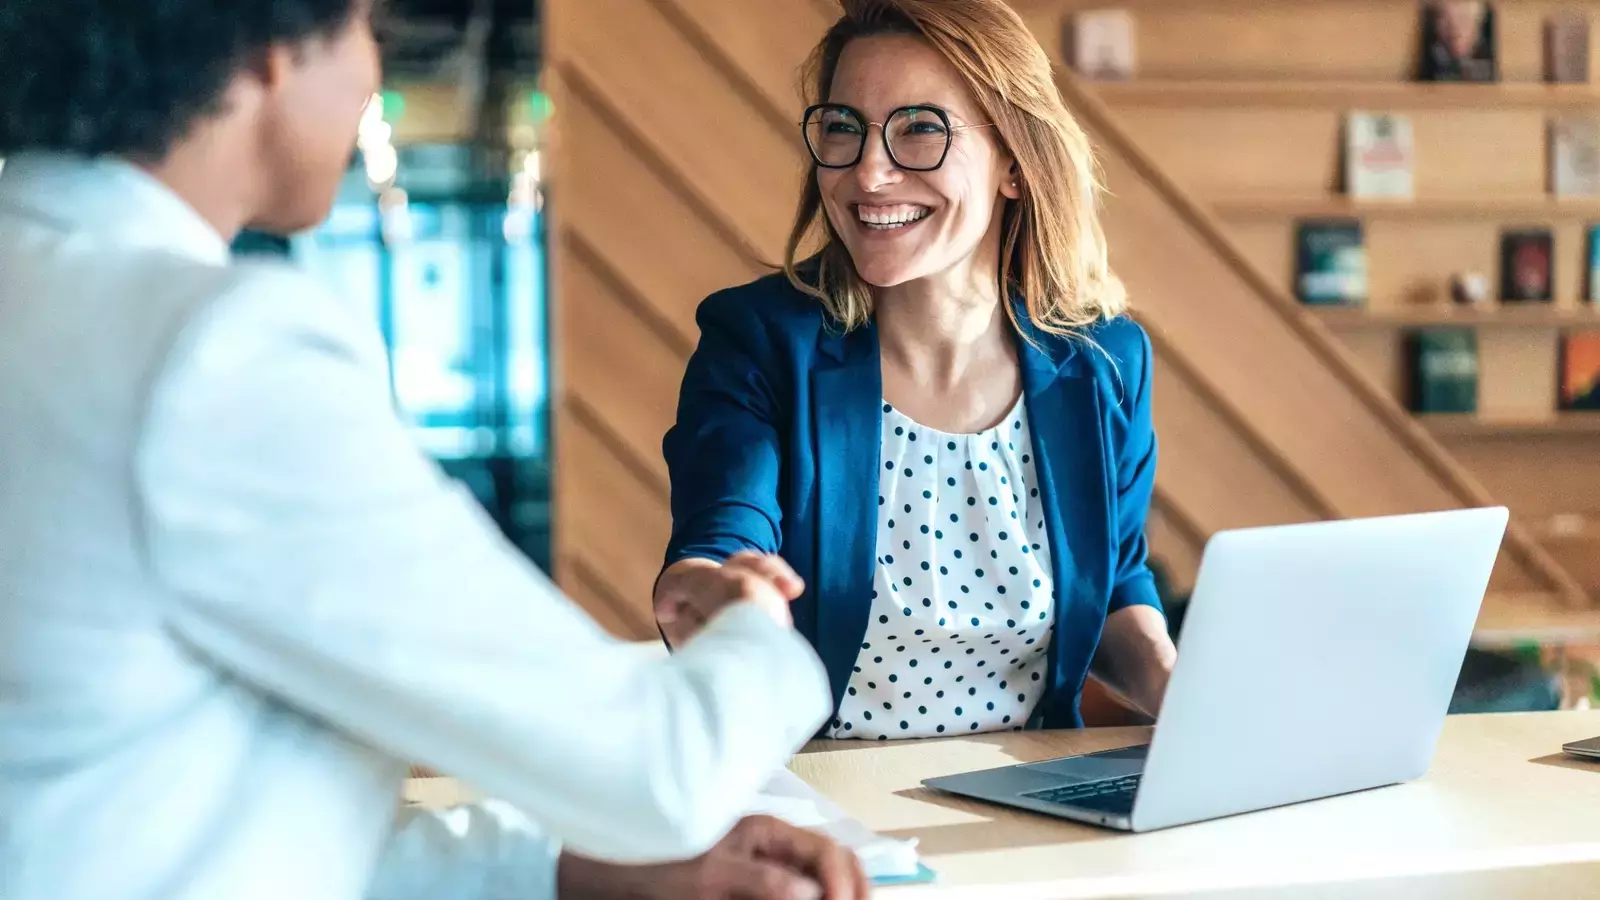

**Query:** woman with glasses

left=654, top=0, right=1178, bottom=740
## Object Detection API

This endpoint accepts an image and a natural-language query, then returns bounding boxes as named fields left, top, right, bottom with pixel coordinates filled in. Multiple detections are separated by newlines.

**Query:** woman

left=0, top=2, right=864, bottom=898
left=655, top=0, right=1177, bottom=739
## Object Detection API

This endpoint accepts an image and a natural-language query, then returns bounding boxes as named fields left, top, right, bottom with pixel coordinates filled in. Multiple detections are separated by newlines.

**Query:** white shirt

left=0, top=153, right=831, bottom=900
left=826, top=399, right=1056, bottom=740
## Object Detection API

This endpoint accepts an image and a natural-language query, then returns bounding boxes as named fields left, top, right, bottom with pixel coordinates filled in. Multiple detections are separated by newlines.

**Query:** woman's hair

left=0, top=0, right=363, bottom=159
left=783, top=0, right=1128, bottom=337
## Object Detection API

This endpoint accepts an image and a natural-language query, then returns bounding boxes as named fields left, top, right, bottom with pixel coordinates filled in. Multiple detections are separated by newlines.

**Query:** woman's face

left=253, top=3, right=381, bottom=233
left=817, top=34, right=1020, bottom=290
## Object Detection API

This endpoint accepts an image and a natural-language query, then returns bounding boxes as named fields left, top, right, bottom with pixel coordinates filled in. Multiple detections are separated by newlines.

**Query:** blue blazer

left=661, top=272, right=1163, bottom=729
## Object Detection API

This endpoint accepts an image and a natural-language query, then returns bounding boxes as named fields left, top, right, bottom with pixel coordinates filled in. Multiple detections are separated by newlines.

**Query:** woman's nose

left=854, top=126, right=901, bottom=194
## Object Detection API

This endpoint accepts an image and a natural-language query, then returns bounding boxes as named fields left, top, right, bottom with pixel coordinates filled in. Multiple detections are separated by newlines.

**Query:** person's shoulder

left=1079, top=314, right=1151, bottom=371
left=1039, top=314, right=1152, bottom=411
left=163, top=258, right=388, bottom=379
left=696, top=269, right=831, bottom=346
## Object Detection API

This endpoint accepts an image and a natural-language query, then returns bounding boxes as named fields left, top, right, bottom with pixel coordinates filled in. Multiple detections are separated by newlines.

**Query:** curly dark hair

left=0, top=0, right=364, bottom=158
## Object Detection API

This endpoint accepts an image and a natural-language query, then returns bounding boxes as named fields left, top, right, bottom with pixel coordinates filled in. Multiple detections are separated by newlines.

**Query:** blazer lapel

left=1019, top=335, right=1112, bottom=728
left=811, top=324, right=882, bottom=709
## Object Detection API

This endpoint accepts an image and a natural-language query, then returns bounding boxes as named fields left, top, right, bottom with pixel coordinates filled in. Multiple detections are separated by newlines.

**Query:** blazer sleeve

left=1107, top=325, right=1163, bottom=616
left=661, top=291, right=788, bottom=567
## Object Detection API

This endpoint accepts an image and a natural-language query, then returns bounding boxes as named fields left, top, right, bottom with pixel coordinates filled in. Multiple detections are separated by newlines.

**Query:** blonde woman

left=655, top=0, right=1177, bottom=740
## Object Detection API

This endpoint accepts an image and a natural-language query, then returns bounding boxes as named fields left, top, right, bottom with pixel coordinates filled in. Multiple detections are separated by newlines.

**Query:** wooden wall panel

left=556, top=410, right=672, bottom=635
left=558, top=0, right=808, bottom=260
left=560, top=100, right=765, bottom=333
left=562, top=241, right=689, bottom=476
left=1149, top=358, right=1325, bottom=531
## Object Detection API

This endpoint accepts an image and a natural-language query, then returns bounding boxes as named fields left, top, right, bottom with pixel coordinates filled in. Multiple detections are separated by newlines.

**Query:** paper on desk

left=747, top=769, right=921, bottom=881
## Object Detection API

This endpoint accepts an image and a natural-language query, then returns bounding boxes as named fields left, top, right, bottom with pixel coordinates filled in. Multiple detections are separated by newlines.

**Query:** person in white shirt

left=0, top=2, right=865, bottom=899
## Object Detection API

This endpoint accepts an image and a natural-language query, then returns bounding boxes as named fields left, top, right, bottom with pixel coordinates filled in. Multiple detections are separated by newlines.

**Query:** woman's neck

left=875, top=269, right=1011, bottom=391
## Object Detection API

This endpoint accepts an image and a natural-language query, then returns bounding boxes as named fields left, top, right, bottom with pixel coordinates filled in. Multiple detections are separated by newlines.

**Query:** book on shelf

left=1069, top=9, right=1135, bottom=81
left=1295, top=219, right=1367, bottom=305
left=1344, top=112, right=1414, bottom=199
left=1587, top=224, right=1600, bottom=303
left=1419, top=1, right=1498, bottom=82
left=1545, top=10, right=1590, bottom=83
left=1559, top=331, right=1600, bottom=410
left=1500, top=228, right=1555, bottom=302
left=1406, top=328, right=1479, bottom=414
left=1550, top=118, right=1600, bottom=197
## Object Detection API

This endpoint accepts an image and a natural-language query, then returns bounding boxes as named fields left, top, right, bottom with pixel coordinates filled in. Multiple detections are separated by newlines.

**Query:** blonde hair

left=783, top=0, right=1127, bottom=337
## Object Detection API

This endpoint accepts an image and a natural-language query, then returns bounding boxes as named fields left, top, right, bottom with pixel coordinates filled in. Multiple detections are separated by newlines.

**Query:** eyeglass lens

left=804, top=105, right=952, bottom=170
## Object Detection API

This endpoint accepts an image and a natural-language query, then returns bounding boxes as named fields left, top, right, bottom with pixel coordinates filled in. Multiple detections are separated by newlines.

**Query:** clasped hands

left=639, top=554, right=866, bottom=900
left=654, top=552, right=807, bottom=647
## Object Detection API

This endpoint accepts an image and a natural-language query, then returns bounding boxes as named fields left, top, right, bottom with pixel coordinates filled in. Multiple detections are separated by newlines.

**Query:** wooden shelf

left=1093, top=80, right=1600, bottom=109
left=1422, top=414, right=1600, bottom=437
left=1215, top=195, right=1600, bottom=220
left=1311, top=304, right=1600, bottom=329
left=1473, top=591, right=1600, bottom=647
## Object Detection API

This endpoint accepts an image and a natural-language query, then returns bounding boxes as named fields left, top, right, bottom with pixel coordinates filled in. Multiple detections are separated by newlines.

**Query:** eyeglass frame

left=800, top=102, right=997, bottom=172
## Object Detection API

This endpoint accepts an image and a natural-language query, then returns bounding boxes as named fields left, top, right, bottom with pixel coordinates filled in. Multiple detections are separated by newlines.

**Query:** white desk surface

left=407, top=710, right=1600, bottom=898
left=789, top=711, right=1600, bottom=897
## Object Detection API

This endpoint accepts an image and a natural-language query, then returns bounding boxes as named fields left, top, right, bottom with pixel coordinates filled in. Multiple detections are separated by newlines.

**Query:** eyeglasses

left=801, top=103, right=996, bottom=172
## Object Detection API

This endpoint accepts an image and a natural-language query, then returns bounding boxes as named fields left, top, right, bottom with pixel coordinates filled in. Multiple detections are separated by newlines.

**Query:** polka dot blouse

left=825, top=396, right=1056, bottom=740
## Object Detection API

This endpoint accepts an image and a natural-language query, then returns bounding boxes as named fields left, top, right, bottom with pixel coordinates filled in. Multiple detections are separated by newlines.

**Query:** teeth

left=858, top=204, right=931, bottom=228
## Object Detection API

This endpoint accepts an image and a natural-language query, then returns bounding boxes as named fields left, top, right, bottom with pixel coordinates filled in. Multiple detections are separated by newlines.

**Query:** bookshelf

left=1422, top=413, right=1600, bottom=436
left=1311, top=304, right=1600, bottom=329
left=1095, top=80, right=1600, bottom=109
left=1215, top=196, right=1600, bottom=220
left=1063, top=0, right=1600, bottom=608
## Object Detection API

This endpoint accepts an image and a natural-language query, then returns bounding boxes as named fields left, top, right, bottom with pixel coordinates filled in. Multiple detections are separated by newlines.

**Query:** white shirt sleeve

left=366, top=801, right=562, bottom=900
left=133, top=265, right=831, bottom=869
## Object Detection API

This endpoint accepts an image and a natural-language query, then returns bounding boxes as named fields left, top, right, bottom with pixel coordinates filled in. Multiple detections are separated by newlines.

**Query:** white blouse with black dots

left=825, top=396, right=1056, bottom=741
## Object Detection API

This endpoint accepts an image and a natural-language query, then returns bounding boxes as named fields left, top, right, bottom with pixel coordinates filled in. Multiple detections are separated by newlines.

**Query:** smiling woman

left=654, top=0, right=1177, bottom=741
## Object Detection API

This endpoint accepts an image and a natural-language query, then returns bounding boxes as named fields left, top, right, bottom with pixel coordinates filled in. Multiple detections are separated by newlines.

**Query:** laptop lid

left=1130, top=508, right=1509, bottom=832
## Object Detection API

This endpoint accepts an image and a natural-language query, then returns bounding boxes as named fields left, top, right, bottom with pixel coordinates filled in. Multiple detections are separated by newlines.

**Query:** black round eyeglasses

left=801, top=103, right=996, bottom=172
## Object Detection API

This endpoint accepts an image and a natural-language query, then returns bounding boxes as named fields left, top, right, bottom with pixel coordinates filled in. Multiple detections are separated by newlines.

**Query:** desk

left=789, top=711, right=1600, bottom=897
left=407, top=711, right=1600, bottom=898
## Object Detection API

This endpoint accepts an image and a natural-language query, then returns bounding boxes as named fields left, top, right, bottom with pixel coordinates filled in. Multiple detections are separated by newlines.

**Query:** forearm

left=1092, top=605, right=1177, bottom=718
left=557, top=852, right=655, bottom=900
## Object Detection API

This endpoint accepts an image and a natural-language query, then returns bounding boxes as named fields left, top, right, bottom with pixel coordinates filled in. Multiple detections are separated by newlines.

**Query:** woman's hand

left=654, top=553, right=807, bottom=647
left=557, top=814, right=868, bottom=900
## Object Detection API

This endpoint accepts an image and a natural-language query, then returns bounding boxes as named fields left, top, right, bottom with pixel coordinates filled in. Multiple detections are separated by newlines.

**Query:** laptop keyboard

left=1022, top=774, right=1141, bottom=815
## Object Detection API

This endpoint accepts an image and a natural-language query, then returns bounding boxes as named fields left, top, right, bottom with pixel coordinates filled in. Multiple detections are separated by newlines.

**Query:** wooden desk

left=407, top=711, right=1600, bottom=897
left=790, top=711, right=1600, bottom=898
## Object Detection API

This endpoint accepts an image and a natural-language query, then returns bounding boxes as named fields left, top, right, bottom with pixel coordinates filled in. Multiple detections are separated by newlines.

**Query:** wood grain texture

left=785, top=711, right=1600, bottom=896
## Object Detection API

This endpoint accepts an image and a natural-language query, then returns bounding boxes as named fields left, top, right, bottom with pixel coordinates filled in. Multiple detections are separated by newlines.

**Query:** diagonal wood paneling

left=557, top=399, right=674, bottom=630
left=559, top=98, right=765, bottom=334
left=556, top=0, right=807, bottom=260
left=562, top=235, right=690, bottom=479
left=548, top=0, right=1584, bottom=640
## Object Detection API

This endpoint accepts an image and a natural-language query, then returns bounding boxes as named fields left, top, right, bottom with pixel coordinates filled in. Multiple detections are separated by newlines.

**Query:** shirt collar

left=0, top=152, right=232, bottom=266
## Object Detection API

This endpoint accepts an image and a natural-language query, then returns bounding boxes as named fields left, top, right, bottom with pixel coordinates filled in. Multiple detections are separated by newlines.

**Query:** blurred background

left=233, top=0, right=553, bottom=571
left=236, top=0, right=1599, bottom=712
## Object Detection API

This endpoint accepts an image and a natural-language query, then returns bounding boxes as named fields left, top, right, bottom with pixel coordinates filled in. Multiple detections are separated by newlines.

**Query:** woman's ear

left=1000, top=159, right=1023, bottom=201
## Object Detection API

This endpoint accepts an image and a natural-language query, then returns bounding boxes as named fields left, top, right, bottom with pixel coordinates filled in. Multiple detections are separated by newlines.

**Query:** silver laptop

left=923, top=507, right=1510, bottom=832
left=1564, top=736, right=1600, bottom=760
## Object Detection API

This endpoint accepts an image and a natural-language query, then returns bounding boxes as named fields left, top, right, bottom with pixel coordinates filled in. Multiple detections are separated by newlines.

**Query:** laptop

left=923, top=507, right=1510, bottom=833
left=1564, top=736, right=1600, bottom=760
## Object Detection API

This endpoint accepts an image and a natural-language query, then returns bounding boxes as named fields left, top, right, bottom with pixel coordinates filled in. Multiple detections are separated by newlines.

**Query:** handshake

left=654, top=552, right=806, bottom=647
